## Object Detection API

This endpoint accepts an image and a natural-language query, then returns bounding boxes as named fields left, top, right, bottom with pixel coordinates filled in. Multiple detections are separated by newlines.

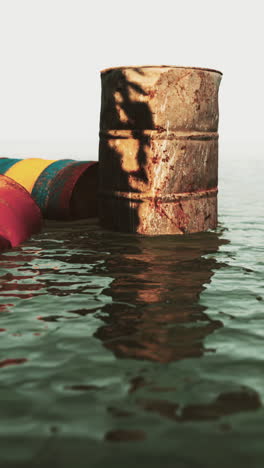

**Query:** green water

left=0, top=158, right=263, bottom=467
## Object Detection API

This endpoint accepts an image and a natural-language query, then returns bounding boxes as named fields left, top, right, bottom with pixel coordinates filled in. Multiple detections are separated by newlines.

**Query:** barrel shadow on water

left=90, top=229, right=262, bottom=443
left=95, top=231, right=226, bottom=363
left=81, top=228, right=260, bottom=440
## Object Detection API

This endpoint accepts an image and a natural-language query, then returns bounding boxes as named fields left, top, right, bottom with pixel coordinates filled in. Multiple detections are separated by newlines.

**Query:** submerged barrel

left=0, top=174, right=42, bottom=249
left=0, top=158, right=98, bottom=220
left=99, top=65, right=222, bottom=235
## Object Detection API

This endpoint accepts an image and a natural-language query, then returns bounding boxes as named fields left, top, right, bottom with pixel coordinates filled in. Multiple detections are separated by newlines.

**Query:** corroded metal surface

left=99, top=65, right=222, bottom=235
left=46, top=161, right=98, bottom=220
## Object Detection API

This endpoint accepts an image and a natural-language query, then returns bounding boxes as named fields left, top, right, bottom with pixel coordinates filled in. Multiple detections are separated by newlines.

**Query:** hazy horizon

left=0, top=0, right=263, bottom=161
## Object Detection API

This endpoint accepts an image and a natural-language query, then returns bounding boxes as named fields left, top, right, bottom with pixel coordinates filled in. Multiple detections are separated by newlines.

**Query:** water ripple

left=0, top=160, right=263, bottom=467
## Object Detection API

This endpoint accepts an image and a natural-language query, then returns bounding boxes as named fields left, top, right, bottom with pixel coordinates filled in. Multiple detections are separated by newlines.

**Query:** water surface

left=0, top=158, right=263, bottom=467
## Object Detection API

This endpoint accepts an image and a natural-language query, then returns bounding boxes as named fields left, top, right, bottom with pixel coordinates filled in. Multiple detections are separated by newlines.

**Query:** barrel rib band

left=99, top=187, right=218, bottom=203
left=100, top=130, right=219, bottom=141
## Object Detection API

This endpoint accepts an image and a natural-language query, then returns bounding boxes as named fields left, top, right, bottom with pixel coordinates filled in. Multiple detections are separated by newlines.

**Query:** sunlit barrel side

left=45, top=161, right=98, bottom=220
left=4, top=158, right=56, bottom=194
left=0, top=175, right=42, bottom=248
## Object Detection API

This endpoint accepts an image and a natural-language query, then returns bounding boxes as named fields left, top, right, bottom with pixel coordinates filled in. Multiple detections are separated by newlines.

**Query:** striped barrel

left=0, top=158, right=98, bottom=220
left=0, top=174, right=42, bottom=249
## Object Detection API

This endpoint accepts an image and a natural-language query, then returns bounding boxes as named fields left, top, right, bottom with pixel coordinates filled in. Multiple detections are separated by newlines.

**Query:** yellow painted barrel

left=5, top=158, right=56, bottom=194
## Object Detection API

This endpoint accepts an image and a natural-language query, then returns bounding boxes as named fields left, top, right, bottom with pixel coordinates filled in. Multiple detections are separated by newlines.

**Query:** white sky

left=0, top=0, right=263, bottom=160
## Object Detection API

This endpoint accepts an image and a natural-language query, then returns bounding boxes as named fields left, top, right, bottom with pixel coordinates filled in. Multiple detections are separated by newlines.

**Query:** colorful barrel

left=31, top=159, right=75, bottom=213
left=32, top=160, right=98, bottom=219
left=4, top=158, right=57, bottom=193
left=99, top=65, right=222, bottom=235
left=0, top=175, right=42, bottom=249
left=0, top=158, right=98, bottom=220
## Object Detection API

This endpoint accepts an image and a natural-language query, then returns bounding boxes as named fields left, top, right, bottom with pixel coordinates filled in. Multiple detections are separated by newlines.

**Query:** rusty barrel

left=0, top=158, right=98, bottom=220
left=99, top=65, right=222, bottom=235
left=0, top=174, right=42, bottom=249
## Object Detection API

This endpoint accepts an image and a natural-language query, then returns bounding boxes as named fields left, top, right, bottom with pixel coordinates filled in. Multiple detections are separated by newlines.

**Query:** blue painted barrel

left=31, top=159, right=74, bottom=213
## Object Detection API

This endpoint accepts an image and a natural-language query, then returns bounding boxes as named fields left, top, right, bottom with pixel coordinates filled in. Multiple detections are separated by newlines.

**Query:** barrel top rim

left=100, top=65, right=223, bottom=76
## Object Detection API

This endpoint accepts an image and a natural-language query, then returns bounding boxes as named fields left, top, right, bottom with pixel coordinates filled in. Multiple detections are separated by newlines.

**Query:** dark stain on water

left=0, top=159, right=264, bottom=468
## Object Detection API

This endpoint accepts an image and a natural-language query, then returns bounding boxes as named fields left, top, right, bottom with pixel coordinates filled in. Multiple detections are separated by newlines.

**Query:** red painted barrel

left=0, top=158, right=98, bottom=220
left=0, top=175, right=42, bottom=249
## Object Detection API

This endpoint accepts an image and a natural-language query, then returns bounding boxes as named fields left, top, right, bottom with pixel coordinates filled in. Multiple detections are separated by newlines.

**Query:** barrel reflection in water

left=95, top=230, right=228, bottom=363
left=0, top=221, right=263, bottom=463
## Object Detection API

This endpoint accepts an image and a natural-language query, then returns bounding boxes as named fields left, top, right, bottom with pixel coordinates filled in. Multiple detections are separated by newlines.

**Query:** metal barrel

left=31, top=159, right=75, bottom=213
left=0, top=174, right=42, bottom=248
left=99, top=65, right=222, bottom=235
left=0, top=158, right=98, bottom=220
left=44, top=161, right=98, bottom=220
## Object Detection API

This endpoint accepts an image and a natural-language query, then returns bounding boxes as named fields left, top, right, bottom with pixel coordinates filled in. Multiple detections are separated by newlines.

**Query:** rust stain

left=99, top=66, right=222, bottom=234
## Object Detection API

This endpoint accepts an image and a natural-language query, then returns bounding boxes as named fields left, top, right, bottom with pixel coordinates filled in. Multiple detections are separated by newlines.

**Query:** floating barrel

left=99, top=65, right=222, bottom=235
left=32, top=160, right=98, bottom=220
left=4, top=158, right=57, bottom=193
left=0, top=158, right=98, bottom=220
left=0, top=174, right=42, bottom=249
